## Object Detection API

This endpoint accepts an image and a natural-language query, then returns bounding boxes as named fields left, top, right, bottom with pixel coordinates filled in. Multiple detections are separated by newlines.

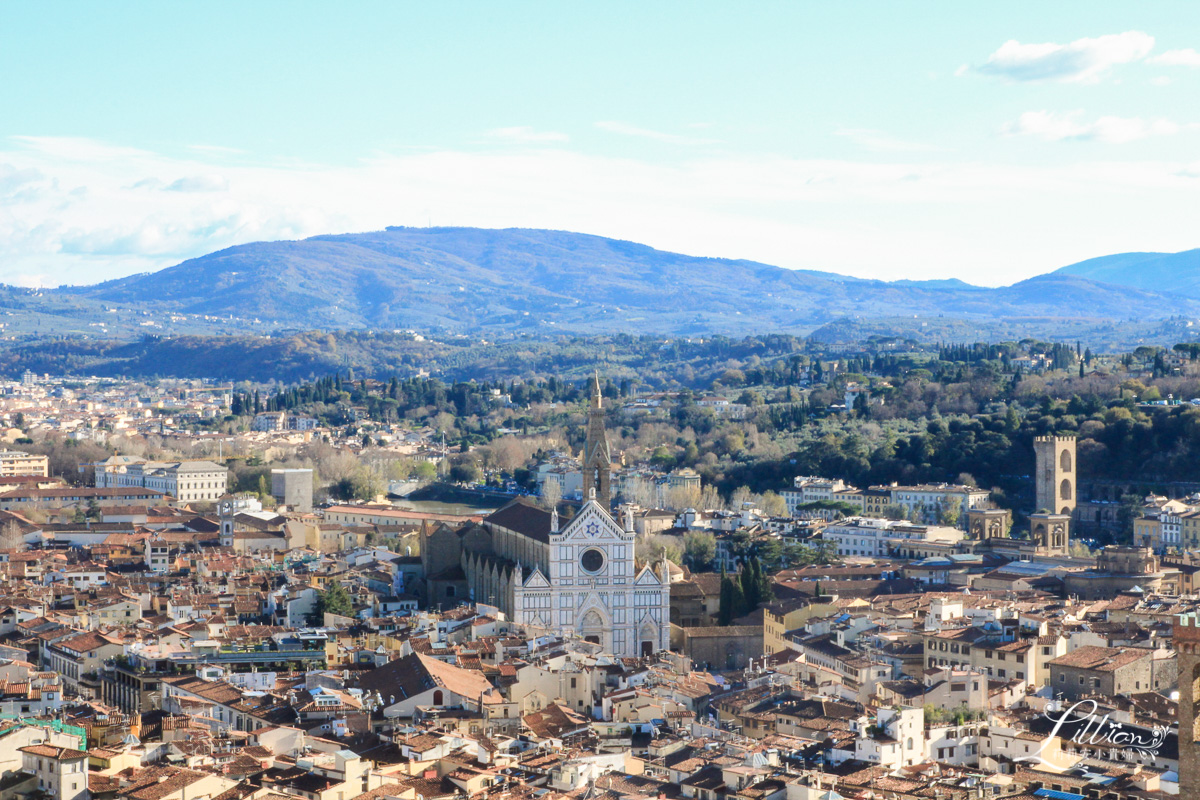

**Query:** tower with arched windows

left=1034, top=435, right=1076, bottom=517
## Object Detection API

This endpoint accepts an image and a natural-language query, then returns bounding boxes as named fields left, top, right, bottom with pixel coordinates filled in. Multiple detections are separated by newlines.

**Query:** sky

left=3, top=2, right=1200, bottom=288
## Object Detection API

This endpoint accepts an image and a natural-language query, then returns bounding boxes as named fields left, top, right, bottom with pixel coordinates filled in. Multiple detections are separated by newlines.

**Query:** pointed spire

left=583, top=371, right=612, bottom=509
left=551, top=506, right=559, bottom=534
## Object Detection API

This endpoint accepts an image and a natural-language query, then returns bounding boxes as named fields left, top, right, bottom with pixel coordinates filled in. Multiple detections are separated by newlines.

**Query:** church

left=421, top=380, right=671, bottom=657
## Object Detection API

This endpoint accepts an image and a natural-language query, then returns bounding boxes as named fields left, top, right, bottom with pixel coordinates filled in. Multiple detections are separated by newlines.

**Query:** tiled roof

left=484, top=499, right=552, bottom=543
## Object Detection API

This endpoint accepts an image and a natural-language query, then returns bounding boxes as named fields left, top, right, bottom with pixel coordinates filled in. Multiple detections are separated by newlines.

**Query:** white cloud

left=594, top=121, right=718, bottom=145
left=1003, top=110, right=1184, bottom=143
left=1149, top=48, right=1200, bottom=67
left=834, top=128, right=936, bottom=152
left=484, top=126, right=569, bottom=143
left=3, top=134, right=1200, bottom=287
left=165, top=174, right=230, bottom=192
left=976, top=31, right=1154, bottom=83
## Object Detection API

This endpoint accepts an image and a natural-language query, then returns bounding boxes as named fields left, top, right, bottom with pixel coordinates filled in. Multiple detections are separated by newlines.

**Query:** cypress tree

left=718, top=569, right=734, bottom=626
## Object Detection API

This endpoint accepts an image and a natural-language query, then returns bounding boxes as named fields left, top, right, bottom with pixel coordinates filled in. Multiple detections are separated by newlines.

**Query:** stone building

left=1034, top=435, right=1076, bottom=517
left=1061, top=546, right=1165, bottom=599
left=1048, top=645, right=1154, bottom=701
left=669, top=625, right=763, bottom=671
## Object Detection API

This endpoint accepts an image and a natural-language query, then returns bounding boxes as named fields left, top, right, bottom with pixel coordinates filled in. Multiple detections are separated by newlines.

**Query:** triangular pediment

left=634, top=565, right=664, bottom=585
left=523, top=567, right=550, bottom=589
left=559, top=501, right=627, bottom=542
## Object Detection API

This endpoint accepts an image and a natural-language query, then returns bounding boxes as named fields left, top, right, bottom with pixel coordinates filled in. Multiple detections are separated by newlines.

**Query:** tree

left=449, top=462, right=481, bottom=484
left=637, top=533, right=683, bottom=565
left=683, top=530, right=716, bottom=570
left=741, top=561, right=757, bottom=609
left=937, top=498, right=962, bottom=528
left=730, top=486, right=754, bottom=509
left=757, top=491, right=788, bottom=517
left=0, top=520, right=24, bottom=551
left=699, top=484, right=724, bottom=511
left=718, top=569, right=747, bottom=625
left=315, top=581, right=353, bottom=620
left=756, top=537, right=783, bottom=569
left=740, top=556, right=774, bottom=609
left=540, top=479, right=562, bottom=511
left=882, top=503, right=909, bottom=521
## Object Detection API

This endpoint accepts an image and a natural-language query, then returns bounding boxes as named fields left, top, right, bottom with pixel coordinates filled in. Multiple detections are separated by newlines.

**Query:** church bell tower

left=582, top=375, right=612, bottom=509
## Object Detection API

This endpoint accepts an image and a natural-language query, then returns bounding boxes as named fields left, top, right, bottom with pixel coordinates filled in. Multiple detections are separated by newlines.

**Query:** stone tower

left=1034, top=435, right=1076, bottom=516
left=581, top=375, right=612, bottom=509
left=967, top=508, right=1011, bottom=540
left=1030, top=512, right=1070, bottom=555
left=1174, top=613, right=1200, bottom=794
left=218, top=498, right=235, bottom=548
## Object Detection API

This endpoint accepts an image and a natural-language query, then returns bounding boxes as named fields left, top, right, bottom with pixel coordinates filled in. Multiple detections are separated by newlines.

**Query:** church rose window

left=580, top=548, right=605, bottom=574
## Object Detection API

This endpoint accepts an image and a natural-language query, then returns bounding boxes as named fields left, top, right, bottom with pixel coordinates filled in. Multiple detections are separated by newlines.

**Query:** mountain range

left=47, top=227, right=1200, bottom=337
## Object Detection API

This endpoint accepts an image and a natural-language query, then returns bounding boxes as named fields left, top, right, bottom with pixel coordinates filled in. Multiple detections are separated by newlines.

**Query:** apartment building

left=19, top=745, right=88, bottom=800
left=0, top=450, right=49, bottom=477
left=252, top=411, right=318, bottom=432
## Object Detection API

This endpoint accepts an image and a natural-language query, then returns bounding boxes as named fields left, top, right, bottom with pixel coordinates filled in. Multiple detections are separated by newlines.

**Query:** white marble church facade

left=512, top=496, right=671, bottom=656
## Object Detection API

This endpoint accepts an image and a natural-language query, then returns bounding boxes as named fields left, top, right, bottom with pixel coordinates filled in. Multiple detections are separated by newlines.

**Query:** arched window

left=433, top=690, right=443, bottom=705
left=1060, top=479, right=1072, bottom=501
left=1060, top=450, right=1072, bottom=473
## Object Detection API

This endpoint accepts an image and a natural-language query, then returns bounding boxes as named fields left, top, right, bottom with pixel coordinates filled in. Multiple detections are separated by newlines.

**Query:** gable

left=523, top=568, right=550, bottom=589
left=558, top=502, right=628, bottom=543
left=635, top=565, right=664, bottom=586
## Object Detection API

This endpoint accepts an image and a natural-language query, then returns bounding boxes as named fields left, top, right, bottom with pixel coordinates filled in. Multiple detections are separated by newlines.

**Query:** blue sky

left=3, top=2, right=1200, bottom=286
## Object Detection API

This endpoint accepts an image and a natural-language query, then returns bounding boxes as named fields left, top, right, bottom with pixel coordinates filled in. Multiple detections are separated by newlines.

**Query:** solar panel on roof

left=1034, top=789, right=1085, bottom=800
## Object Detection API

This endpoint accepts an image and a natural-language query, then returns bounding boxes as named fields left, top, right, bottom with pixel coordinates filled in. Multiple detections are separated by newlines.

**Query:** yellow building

left=1134, top=514, right=1161, bottom=550
left=832, top=488, right=866, bottom=513
left=862, top=488, right=891, bottom=517
left=1182, top=511, right=1200, bottom=551
left=923, top=628, right=1041, bottom=685
left=763, top=597, right=839, bottom=653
